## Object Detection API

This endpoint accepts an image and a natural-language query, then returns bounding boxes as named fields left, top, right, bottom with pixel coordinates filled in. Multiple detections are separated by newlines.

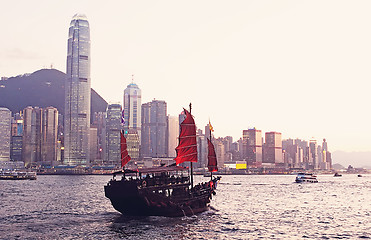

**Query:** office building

left=41, top=107, right=58, bottom=166
left=196, top=129, right=207, bottom=168
left=0, top=107, right=11, bottom=162
left=126, top=129, right=140, bottom=163
left=64, top=14, right=91, bottom=166
left=242, top=128, right=262, bottom=167
left=168, top=115, right=179, bottom=158
left=22, top=106, right=42, bottom=167
left=10, top=115, right=23, bottom=163
left=92, top=112, right=106, bottom=163
left=263, top=132, right=283, bottom=164
left=309, top=140, right=317, bottom=169
left=105, top=104, right=122, bottom=167
left=89, top=126, right=98, bottom=164
left=123, top=82, right=141, bottom=140
left=141, top=100, right=168, bottom=158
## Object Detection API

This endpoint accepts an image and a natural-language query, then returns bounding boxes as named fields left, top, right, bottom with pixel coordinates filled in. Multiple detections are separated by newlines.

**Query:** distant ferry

left=0, top=171, right=37, bottom=180
left=295, top=173, right=318, bottom=183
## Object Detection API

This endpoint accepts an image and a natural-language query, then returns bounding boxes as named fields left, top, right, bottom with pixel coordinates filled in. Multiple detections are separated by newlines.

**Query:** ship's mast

left=209, top=123, right=213, bottom=181
left=189, top=103, right=194, bottom=189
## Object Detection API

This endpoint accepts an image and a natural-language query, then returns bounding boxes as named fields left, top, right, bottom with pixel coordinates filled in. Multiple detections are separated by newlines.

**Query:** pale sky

left=1, top=0, right=370, bottom=152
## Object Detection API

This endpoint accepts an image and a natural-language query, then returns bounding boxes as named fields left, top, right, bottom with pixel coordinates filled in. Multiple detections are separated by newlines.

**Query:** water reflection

left=0, top=174, right=370, bottom=239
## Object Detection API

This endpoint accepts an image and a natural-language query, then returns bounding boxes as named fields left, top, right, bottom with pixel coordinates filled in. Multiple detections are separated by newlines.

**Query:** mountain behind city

left=0, top=68, right=107, bottom=122
left=332, top=151, right=371, bottom=169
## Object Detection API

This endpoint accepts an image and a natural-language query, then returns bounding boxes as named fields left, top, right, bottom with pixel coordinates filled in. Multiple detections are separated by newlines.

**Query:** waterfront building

left=317, top=145, right=329, bottom=170
left=322, top=138, right=328, bottom=152
left=11, top=113, right=23, bottom=136
left=168, top=115, right=179, bottom=158
left=196, top=129, right=207, bottom=168
left=126, top=129, right=140, bottom=164
left=41, top=107, right=58, bottom=166
left=320, top=139, right=332, bottom=169
left=263, top=132, right=283, bottom=165
left=223, top=136, right=233, bottom=153
left=64, top=14, right=91, bottom=166
left=282, top=139, right=299, bottom=168
left=295, top=139, right=309, bottom=167
left=229, top=141, right=241, bottom=162
left=141, top=100, right=168, bottom=158
left=214, top=138, right=226, bottom=169
left=242, top=129, right=262, bottom=167
left=92, top=112, right=106, bottom=163
left=123, top=82, right=141, bottom=140
left=89, top=126, right=98, bottom=165
left=309, top=140, right=317, bottom=169
left=0, top=107, right=11, bottom=162
left=105, top=104, right=122, bottom=167
left=22, top=106, right=42, bottom=167
left=10, top=136, right=23, bottom=162
left=57, top=113, right=64, bottom=165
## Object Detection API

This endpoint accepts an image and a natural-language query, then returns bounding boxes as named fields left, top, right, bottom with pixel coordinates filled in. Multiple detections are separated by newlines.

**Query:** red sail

left=174, top=109, right=198, bottom=165
left=207, top=138, right=218, bottom=172
left=121, top=131, right=131, bottom=167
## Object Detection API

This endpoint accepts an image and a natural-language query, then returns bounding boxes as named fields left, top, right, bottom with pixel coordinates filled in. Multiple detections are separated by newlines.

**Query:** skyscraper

left=168, top=115, right=179, bottom=158
left=141, top=100, right=168, bottom=158
left=64, top=14, right=91, bottom=166
left=22, top=106, right=42, bottom=167
left=0, top=107, right=11, bottom=162
left=10, top=114, right=23, bottom=162
left=41, top=107, right=58, bottom=166
left=242, top=128, right=263, bottom=167
left=123, top=82, right=141, bottom=140
left=105, top=104, right=122, bottom=166
left=309, top=140, right=317, bottom=169
left=263, top=131, right=283, bottom=164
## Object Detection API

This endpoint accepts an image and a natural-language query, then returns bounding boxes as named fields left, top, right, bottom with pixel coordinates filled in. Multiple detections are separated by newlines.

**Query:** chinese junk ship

left=104, top=107, right=221, bottom=217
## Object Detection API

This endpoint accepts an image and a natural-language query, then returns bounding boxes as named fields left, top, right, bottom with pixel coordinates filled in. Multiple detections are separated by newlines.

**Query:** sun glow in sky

left=1, top=0, right=370, bottom=152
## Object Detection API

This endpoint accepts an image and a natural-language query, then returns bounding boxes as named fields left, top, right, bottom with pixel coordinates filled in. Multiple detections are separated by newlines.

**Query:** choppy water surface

left=0, top=174, right=370, bottom=239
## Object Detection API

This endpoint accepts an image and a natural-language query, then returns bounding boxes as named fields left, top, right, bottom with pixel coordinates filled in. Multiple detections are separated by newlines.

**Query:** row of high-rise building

left=0, top=106, right=59, bottom=167
left=0, top=14, right=332, bottom=171
left=0, top=101, right=332, bottom=171
left=282, top=138, right=332, bottom=170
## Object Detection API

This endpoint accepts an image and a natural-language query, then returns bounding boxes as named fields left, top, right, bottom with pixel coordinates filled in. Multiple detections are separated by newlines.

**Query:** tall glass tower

left=64, top=14, right=91, bottom=166
left=123, top=82, right=141, bottom=140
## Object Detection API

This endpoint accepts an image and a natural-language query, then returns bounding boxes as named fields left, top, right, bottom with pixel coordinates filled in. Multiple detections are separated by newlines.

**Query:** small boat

left=358, top=174, right=362, bottom=177
left=0, top=171, right=37, bottom=180
left=105, top=106, right=221, bottom=217
left=334, top=172, right=342, bottom=177
left=295, top=172, right=318, bottom=183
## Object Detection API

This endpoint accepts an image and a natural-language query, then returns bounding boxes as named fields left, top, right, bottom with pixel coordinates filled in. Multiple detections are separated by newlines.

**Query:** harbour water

left=0, top=174, right=370, bottom=239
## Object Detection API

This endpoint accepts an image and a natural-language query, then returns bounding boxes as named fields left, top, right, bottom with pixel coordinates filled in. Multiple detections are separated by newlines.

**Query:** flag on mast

left=209, top=120, right=214, bottom=132
left=121, top=109, right=125, bottom=125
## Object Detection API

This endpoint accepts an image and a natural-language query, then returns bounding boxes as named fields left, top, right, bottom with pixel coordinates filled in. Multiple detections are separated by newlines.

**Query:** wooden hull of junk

left=105, top=172, right=220, bottom=217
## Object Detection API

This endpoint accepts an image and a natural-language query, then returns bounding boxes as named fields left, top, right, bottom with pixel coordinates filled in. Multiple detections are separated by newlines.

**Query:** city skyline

left=1, top=1, right=371, bottom=153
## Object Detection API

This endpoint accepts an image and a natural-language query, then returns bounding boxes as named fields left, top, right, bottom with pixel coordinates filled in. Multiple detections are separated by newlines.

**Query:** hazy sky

left=1, top=0, right=370, bottom=152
